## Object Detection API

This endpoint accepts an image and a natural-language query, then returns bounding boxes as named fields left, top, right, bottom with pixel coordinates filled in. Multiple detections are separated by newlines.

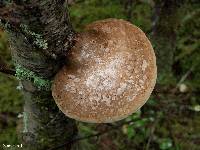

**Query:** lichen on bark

left=20, top=24, right=48, bottom=50
left=15, top=64, right=52, bottom=91
left=0, top=0, right=78, bottom=149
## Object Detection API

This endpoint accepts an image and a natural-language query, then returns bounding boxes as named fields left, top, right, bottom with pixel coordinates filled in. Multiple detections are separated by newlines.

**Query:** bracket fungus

left=52, top=19, right=157, bottom=123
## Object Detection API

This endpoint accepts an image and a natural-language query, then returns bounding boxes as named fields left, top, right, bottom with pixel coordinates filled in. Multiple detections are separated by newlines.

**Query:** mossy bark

left=150, top=0, right=183, bottom=82
left=0, top=1, right=77, bottom=149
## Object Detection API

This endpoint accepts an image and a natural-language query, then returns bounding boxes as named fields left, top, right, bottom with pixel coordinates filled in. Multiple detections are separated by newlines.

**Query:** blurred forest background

left=0, top=0, right=200, bottom=149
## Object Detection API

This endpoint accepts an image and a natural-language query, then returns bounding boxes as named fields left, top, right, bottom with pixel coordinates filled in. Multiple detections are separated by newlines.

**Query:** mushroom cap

left=52, top=19, right=157, bottom=123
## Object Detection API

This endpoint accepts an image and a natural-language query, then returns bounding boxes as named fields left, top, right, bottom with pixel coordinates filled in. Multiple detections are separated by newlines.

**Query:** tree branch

left=0, top=68, right=15, bottom=76
left=0, top=55, right=15, bottom=76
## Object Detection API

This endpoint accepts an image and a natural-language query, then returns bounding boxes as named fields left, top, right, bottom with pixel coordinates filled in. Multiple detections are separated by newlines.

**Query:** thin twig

left=48, top=119, right=140, bottom=150
left=45, top=112, right=61, bottom=128
left=145, top=118, right=159, bottom=150
left=176, top=65, right=195, bottom=88
left=0, top=68, right=15, bottom=76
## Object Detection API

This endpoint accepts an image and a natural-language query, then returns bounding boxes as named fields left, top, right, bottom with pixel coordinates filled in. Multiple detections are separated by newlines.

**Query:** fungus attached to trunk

left=52, top=19, right=157, bottom=123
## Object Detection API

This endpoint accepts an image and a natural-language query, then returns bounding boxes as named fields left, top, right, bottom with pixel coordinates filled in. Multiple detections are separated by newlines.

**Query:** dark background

left=0, top=0, right=200, bottom=149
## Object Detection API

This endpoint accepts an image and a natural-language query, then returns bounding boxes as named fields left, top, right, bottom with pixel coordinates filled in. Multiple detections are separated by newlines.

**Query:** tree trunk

left=0, top=1, right=77, bottom=149
left=150, top=0, right=183, bottom=81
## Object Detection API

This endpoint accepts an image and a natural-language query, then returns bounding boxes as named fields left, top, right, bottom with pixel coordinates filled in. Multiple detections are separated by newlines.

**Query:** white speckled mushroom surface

left=52, top=19, right=157, bottom=123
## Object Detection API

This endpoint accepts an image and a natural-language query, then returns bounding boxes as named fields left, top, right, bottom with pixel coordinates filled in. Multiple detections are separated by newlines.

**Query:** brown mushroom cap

left=52, top=19, right=157, bottom=123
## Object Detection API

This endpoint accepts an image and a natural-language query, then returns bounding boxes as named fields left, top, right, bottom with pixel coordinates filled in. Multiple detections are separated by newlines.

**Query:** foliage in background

left=70, top=1, right=200, bottom=150
left=70, top=0, right=152, bottom=32
left=176, top=4, right=200, bottom=91
left=0, top=0, right=199, bottom=149
left=0, top=30, right=23, bottom=145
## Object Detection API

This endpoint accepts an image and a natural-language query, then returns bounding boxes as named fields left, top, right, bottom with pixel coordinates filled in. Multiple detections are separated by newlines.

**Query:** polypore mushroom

left=52, top=19, right=157, bottom=123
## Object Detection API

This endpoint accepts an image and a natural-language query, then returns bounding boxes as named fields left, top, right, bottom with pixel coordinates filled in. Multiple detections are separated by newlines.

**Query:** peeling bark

left=0, top=1, right=77, bottom=149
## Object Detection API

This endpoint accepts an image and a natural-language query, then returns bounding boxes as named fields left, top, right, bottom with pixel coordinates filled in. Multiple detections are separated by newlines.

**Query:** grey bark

left=0, top=1, right=77, bottom=150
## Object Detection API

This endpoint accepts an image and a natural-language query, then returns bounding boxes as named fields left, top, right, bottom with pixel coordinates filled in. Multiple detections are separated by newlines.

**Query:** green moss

left=15, top=64, right=52, bottom=91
